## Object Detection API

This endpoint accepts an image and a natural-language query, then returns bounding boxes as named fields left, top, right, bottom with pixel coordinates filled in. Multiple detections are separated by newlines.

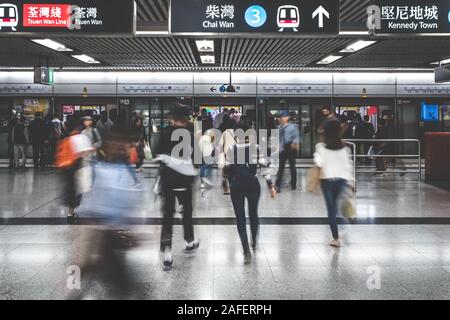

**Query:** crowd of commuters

left=4, top=105, right=404, bottom=273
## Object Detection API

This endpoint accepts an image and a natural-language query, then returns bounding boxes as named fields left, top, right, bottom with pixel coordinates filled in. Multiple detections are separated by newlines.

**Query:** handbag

left=341, top=186, right=356, bottom=219
left=143, top=141, right=153, bottom=161
left=306, top=166, right=322, bottom=193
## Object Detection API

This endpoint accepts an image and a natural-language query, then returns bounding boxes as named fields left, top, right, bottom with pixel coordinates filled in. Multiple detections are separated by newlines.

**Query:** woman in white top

left=314, top=119, right=353, bottom=248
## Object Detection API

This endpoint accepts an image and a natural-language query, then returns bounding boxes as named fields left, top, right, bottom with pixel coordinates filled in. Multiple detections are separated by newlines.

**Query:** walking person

left=132, top=117, right=147, bottom=173
left=55, top=129, right=93, bottom=223
left=218, top=117, right=237, bottom=194
left=7, top=117, right=18, bottom=168
left=12, top=117, right=29, bottom=169
left=275, top=111, right=300, bottom=192
left=29, top=112, right=48, bottom=169
left=313, top=119, right=353, bottom=248
left=154, top=107, right=199, bottom=270
left=49, top=114, right=66, bottom=165
left=223, top=124, right=277, bottom=264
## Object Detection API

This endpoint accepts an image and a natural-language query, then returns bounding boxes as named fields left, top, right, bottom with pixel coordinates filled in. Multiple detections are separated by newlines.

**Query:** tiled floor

left=0, top=168, right=450, bottom=300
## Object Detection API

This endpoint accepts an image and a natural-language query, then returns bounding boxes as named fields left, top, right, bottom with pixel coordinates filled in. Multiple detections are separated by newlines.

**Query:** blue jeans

left=321, top=179, right=346, bottom=240
left=230, top=182, right=261, bottom=252
left=200, top=163, right=212, bottom=179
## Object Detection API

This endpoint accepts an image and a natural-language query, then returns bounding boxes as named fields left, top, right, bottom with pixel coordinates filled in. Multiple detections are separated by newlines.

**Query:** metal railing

left=344, top=139, right=422, bottom=182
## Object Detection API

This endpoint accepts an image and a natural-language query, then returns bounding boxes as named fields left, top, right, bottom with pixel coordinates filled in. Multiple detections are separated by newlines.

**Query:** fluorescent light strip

left=339, top=31, right=369, bottom=35
left=196, top=40, right=214, bottom=53
left=31, top=39, right=73, bottom=52
left=72, top=54, right=101, bottom=64
left=200, top=55, right=215, bottom=64
left=135, top=30, right=169, bottom=35
left=340, top=40, right=377, bottom=53
left=316, top=55, right=343, bottom=65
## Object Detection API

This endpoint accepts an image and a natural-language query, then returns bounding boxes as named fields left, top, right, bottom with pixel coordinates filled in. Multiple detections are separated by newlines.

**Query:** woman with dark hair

left=132, top=117, right=147, bottom=173
left=223, top=123, right=277, bottom=264
left=314, top=119, right=353, bottom=248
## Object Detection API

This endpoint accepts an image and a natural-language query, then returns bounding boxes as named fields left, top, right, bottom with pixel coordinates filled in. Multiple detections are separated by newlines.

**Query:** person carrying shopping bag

left=313, top=119, right=354, bottom=248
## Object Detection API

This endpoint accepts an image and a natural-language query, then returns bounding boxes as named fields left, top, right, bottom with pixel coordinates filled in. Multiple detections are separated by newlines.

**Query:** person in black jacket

left=154, top=107, right=199, bottom=270
left=12, top=117, right=29, bottom=169
left=29, top=112, right=48, bottom=168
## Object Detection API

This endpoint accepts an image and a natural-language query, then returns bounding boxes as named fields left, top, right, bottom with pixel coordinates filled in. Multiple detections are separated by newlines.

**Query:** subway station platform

left=1, top=168, right=450, bottom=300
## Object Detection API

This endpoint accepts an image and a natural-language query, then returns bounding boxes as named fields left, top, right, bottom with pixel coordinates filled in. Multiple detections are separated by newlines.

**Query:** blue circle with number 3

left=245, top=5, right=267, bottom=28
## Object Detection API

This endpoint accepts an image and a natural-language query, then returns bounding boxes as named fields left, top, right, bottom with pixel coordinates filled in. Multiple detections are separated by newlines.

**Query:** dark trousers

left=32, top=143, right=44, bottom=167
left=276, top=147, right=297, bottom=190
left=160, top=186, right=194, bottom=251
left=8, top=143, right=14, bottom=167
left=321, top=179, right=346, bottom=240
left=230, top=183, right=261, bottom=252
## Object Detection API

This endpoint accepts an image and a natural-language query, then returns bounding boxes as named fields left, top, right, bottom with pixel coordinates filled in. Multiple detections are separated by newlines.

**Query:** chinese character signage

left=375, top=0, right=450, bottom=34
left=0, top=0, right=135, bottom=35
left=170, top=0, right=340, bottom=35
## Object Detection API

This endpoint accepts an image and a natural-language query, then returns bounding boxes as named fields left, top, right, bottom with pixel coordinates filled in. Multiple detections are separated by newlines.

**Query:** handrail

left=344, top=139, right=422, bottom=182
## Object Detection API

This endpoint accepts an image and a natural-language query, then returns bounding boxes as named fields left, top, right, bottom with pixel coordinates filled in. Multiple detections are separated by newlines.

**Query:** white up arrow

left=312, top=5, right=330, bottom=28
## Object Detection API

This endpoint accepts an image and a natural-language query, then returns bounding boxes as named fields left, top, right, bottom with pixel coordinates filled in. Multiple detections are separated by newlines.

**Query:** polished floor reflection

left=1, top=168, right=450, bottom=300
left=1, top=224, right=450, bottom=300
left=1, top=168, right=449, bottom=219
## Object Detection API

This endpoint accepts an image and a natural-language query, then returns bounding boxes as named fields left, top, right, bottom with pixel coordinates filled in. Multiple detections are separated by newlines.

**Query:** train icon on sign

left=0, top=3, right=18, bottom=31
left=277, top=5, right=299, bottom=32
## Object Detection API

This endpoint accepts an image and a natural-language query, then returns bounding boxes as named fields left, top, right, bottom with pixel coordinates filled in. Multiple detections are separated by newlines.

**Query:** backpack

left=52, top=121, right=64, bottom=139
left=54, top=137, right=77, bottom=169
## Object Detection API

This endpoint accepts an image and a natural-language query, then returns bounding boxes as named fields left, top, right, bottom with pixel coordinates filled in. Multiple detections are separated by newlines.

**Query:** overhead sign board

left=170, top=0, right=340, bottom=35
left=373, top=0, right=450, bottom=34
left=34, top=67, right=54, bottom=85
left=0, top=0, right=136, bottom=36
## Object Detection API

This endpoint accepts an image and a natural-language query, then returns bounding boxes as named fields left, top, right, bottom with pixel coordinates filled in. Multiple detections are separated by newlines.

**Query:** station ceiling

left=0, top=0, right=448, bottom=72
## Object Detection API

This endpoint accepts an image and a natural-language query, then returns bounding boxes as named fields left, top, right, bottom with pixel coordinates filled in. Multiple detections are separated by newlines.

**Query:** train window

left=10, top=7, right=16, bottom=17
left=280, top=9, right=286, bottom=19
left=0, top=8, right=4, bottom=17
left=291, top=9, right=297, bottom=18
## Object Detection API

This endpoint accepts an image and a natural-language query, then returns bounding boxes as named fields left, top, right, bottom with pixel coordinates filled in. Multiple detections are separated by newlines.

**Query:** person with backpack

left=223, top=124, right=277, bottom=264
left=313, top=119, right=353, bottom=248
left=55, top=129, right=93, bottom=223
left=154, top=106, right=199, bottom=270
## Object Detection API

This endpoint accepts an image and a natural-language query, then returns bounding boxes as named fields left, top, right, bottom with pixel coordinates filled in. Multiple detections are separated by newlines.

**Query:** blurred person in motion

left=132, top=117, right=147, bottom=173
left=213, top=108, right=229, bottom=129
left=7, top=117, right=18, bottom=168
left=314, top=119, right=353, bottom=248
left=275, top=111, right=300, bottom=192
left=12, top=116, right=29, bottom=169
left=198, top=108, right=213, bottom=133
left=229, top=108, right=240, bottom=124
left=154, top=106, right=199, bottom=270
left=198, top=128, right=217, bottom=189
left=68, top=128, right=146, bottom=299
left=223, top=123, right=277, bottom=264
left=29, top=112, right=48, bottom=169
left=218, top=117, right=237, bottom=195
left=317, top=106, right=337, bottom=136
left=55, top=129, right=93, bottom=223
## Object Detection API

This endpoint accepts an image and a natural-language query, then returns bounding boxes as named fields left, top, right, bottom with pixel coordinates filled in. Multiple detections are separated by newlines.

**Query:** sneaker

left=243, top=250, right=252, bottom=264
left=329, top=239, right=341, bottom=248
left=185, top=240, right=200, bottom=252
